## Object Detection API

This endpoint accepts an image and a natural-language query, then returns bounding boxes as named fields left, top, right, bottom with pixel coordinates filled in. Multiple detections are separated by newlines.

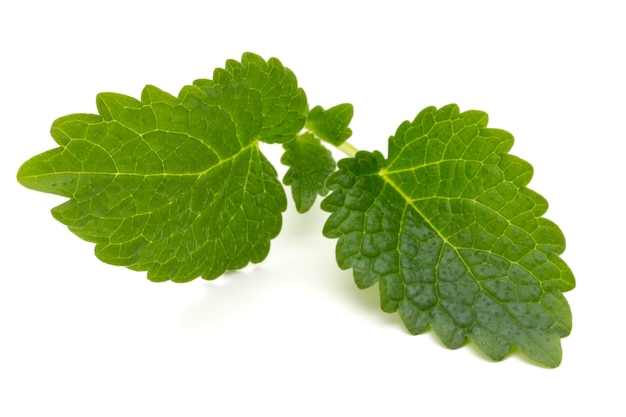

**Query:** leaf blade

left=322, top=104, right=574, bottom=367
left=281, top=133, right=336, bottom=213
left=17, top=54, right=304, bottom=282
left=305, top=103, right=354, bottom=146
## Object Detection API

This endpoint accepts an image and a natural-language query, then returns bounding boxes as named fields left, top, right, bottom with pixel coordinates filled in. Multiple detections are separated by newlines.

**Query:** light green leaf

left=306, top=103, right=353, bottom=146
left=17, top=54, right=307, bottom=282
left=281, top=132, right=336, bottom=213
left=322, top=104, right=575, bottom=367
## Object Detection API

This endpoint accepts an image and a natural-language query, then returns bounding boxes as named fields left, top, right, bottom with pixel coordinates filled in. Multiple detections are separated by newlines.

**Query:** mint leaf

left=281, top=133, right=336, bottom=213
left=321, top=104, right=575, bottom=367
left=17, top=54, right=307, bottom=282
left=306, top=103, right=354, bottom=146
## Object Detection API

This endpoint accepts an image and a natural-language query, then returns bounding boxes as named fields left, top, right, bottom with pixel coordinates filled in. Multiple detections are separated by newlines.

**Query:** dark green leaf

left=322, top=104, right=574, bottom=367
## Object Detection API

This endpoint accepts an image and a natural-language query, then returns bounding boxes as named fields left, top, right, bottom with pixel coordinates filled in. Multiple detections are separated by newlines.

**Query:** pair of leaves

left=17, top=53, right=574, bottom=367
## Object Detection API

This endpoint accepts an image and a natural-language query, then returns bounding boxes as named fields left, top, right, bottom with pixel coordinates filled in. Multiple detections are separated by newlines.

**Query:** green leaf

left=321, top=104, right=575, bottom=367
left=281, top=133, right=337, bottom=213
left=17, top=54, right=307, bottom=283
left=306, top=103, right=354, bottom=146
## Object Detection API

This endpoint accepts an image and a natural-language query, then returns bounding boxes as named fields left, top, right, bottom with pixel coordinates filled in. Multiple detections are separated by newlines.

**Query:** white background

left=1, top=1, right=623, bottom=415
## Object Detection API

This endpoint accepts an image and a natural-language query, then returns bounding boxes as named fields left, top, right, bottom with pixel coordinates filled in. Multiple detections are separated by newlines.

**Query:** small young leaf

left=17, top=54, right=307, bottom=282
left=281, top=133, right=337, bottom=213
left=305, top=103, right=354, bottom=146
left=322, top=104, right=575, bottom=367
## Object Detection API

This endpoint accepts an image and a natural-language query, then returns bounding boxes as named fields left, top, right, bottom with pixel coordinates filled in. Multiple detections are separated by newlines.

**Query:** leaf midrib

left=21, top=140, right=259, bottom=181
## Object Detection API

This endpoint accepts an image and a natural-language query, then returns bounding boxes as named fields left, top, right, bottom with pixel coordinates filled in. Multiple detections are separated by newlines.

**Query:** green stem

left=336, top=141, right=359, bottom=157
